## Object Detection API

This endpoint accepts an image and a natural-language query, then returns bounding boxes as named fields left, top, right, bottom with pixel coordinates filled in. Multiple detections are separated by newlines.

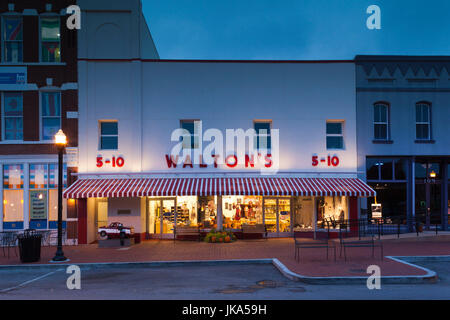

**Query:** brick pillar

left=77, top=199, right=87, bottom=244
left=349, top=196, right=358, bottom=235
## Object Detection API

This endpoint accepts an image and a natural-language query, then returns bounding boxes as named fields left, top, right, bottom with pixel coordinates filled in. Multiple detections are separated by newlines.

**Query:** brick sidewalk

left=1, top=236, right=449, bottom=277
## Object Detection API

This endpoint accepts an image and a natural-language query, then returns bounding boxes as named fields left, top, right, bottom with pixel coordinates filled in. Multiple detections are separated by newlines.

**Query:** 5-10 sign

left=96, top=156, right=125, bottom=168
left=312, top=155, right=340, bottom=167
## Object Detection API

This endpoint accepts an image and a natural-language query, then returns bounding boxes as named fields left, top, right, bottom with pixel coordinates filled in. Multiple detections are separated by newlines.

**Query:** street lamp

left=51, top=129, right=68, bottom=262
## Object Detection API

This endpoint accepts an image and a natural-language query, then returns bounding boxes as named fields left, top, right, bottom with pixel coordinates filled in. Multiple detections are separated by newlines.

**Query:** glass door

left=161, top=199, right=176, bottom=239
left=264, top=198, right=277, bottom=235
left=147, top=198, right=176, bottom=239
left=263, top=198, right=292, bottom=237
left=278, top=198, right=292, bottom=236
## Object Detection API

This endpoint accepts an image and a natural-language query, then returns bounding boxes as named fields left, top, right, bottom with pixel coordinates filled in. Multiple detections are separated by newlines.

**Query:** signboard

left=30, top=190, right=48, bottom=220
left=371, top=203, right=382, bottom=218
left=0, top=67, right=27, bottom=85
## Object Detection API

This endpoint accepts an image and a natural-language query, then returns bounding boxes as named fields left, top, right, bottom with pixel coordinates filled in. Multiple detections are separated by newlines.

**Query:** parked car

left=98, top=222, right=134, bottom=240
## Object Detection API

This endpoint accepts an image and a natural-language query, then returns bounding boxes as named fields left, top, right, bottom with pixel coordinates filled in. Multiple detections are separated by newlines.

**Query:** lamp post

left=51, top=129, right=68, bottom=262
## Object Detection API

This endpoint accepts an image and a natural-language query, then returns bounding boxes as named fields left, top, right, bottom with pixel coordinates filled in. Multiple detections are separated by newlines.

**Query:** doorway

left=147, top=198, right=177, bottom=239
left=263, top=198, right=292, bottom=237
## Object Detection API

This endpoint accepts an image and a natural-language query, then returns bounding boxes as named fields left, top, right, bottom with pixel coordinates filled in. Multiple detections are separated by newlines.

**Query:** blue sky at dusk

left=142, top=0, right=450, bottom=60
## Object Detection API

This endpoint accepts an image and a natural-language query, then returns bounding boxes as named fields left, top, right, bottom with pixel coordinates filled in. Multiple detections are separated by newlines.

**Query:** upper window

left=326, top=122, right=344, bottom=149
left=254, top=121, right=271, bottom=152
left=180, top=120, right=200, bottom=149
left=2, top=16, right=23, bottom=63
left=99, top=121, right=118, bottom=150
left=373, top=103, right=389, bottom=140
left=415, top=102, right=431, bottom=140
left=40, top=17, right=60, bottom=62
left=3, top=92, right=23, bottom=141
left=41, top=92, right=61, bottom=140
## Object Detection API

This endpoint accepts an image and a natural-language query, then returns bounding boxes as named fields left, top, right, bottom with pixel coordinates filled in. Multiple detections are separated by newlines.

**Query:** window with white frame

left=40, top=16, right=60, bottom=62
left=180, top=120, right=200, bottom=149
left=415, top=102, right=431, bottom=140
left=41, top=92, right=61, bottom=141
left=2, top=16, right=23, bottom=63
left=3, top=92, right=23, bottom=141
left=374, top=102, right=389, bottom=140
left=326, top=121, right=344, bottom=149
left=99, top=121, right=118, bottom=150
left=254, top=121, right=271, bottom=152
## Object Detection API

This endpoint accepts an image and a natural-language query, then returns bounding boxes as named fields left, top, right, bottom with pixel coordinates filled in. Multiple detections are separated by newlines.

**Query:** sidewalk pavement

left=1, top=235, right=449, bottom=279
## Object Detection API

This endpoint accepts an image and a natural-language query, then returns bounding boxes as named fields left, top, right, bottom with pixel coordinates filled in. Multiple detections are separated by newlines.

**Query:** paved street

left=0, top=262, right=448, bottom=300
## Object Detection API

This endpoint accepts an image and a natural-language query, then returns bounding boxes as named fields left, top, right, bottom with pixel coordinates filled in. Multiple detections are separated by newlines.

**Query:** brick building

left=0, top=1, right=78, bottom=242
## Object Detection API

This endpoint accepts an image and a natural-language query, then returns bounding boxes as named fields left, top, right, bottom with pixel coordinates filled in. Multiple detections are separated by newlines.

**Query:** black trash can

left=18, top=229, right=42, bottom=263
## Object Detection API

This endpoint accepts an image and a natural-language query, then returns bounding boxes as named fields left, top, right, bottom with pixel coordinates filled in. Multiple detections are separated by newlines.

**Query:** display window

left=292, top=197, right=314, bottom=231
left=3, top=164, right=24, bottom=229
left=316, top=196, right=348, bottom=229
left=222, top=196, right=263, bottom=230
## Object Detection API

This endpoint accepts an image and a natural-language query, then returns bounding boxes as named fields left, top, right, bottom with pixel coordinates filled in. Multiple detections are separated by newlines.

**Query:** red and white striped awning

left=63, top=177, right=375, bottom=199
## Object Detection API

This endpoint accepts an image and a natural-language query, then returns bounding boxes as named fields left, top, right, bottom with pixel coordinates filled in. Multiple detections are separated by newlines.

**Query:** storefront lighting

left=54, top=129, right=67, bottom=146
left=3, top=200, right=6, bottom=205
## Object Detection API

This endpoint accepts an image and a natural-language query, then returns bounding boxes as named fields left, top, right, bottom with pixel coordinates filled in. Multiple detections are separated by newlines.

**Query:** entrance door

left=147, top=198, right=176, bottom=239
left=263, top=198, right=292, bottom=237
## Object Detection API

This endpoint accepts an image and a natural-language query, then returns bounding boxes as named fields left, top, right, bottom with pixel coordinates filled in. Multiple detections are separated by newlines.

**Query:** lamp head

left=54, top=129, right=67, bottom=146
left=429, top=170, right=436, bottom=178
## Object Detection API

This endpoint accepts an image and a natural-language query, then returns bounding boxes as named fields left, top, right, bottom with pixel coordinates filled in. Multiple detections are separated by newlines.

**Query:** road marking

left=0, top=269, right=63, bottom=293
left=117, top=247, right=131, bottom=251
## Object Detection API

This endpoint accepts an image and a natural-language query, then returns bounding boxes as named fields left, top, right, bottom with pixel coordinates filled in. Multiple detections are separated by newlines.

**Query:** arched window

left=415, top=102, right=431, bottom=140
left=373, top=102, right=389, bottom=140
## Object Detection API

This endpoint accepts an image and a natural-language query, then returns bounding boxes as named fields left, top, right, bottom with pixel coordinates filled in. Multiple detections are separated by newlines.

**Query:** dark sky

left=142, top=0, right=450, bottom=60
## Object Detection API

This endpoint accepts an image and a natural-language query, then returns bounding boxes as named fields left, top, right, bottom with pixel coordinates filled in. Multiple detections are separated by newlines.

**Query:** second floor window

left=415, top=102, right=431, bottom=140
left=254, top=121, right=271, bottom=151
left=41, top=92, right=61, bottom=140
left=180, top=120, right=200, bottom=149
left=3, top=92, right=23, bottom=140
left=40, top=17, right=60, bottom=62
left=374, top=103, right=389, bottom=140
left=3, top=16, right=23, bottom=63
left=99, top=121, right=118, bottom=150
left=326, top=121, right=344, bottom=149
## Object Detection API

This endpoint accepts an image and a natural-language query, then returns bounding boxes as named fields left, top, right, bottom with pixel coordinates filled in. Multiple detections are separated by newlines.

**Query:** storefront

left=64, top=176, right=374, bottom=242
left=0, top=160, right=69, bottom=231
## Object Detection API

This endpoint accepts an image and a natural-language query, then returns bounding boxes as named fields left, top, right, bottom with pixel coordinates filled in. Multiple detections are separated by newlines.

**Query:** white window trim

left=373, top=103, right=389, bottom=140
left=326, top=121, right=345, bottom=150
left=98, top=120, right=119, bottom=150
left=415, top=103, right=431, bottom=140
left=39, top=14, right=61, bottom=63
left=253, top=120, right=272, bottom=152
left=39, top=90, right=62, bottom=142
left=1, top=91, right=24, bottom=142
left=180, top=120, right=201, bottom=150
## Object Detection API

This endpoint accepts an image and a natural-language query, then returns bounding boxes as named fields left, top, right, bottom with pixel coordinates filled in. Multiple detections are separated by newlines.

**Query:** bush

left=204, top=230, right=236, bottom=243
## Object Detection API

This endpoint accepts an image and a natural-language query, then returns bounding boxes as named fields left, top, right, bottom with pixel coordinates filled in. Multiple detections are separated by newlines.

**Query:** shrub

left=204, top=230, right=236, bottom=243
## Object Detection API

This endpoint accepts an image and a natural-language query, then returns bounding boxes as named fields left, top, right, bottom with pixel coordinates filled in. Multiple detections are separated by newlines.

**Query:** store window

left=292, top=197, right=314, bottom=231
left=180, top=120, right=200, bottom=149
left=254, top=121, right=271, bottom=152
left=316, top=196, right=348, bottom=229
left=415, top=102, right=431, bottom=140
left=41, top=92, right=61, bottom=140
left=3, top=164, right=24, bottom=229
left=40, top=17, right=60, bottom=62
left=99, top=121, right=118, bottom=150
left=373, top=102, right=389, bottom=140
left=222, top=196, right=263, bottom=229
left=326, top=121, right=344, bottom=149
left=48, top=163, right=67, bottom=228
left=366, top=158, right=408, bottom=182
left=3, top=92, right=23, bottom=141
left=2, top=16, right=23, bottom=63
left=29, top=164, right=48, bottom=229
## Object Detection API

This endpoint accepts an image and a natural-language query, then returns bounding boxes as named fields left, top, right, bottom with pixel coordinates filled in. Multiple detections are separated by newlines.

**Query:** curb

left=273, top=256, right=439, bottom=285
left=0, top=256, right=444, bottom=285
